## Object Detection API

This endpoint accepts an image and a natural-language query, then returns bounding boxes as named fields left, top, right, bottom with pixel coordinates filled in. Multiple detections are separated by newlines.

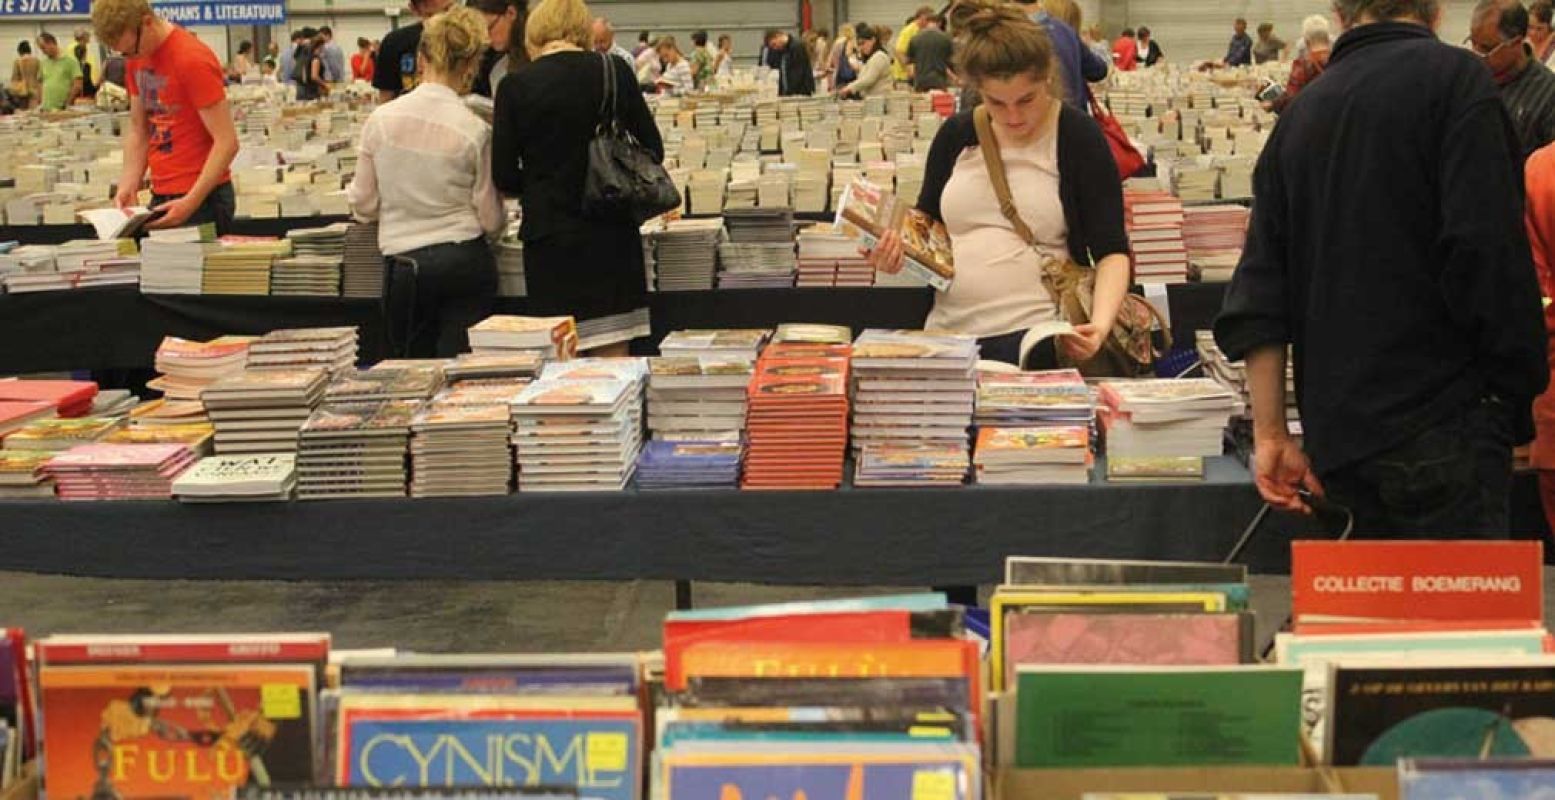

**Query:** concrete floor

left=0, top=573, right=1303, bottom=652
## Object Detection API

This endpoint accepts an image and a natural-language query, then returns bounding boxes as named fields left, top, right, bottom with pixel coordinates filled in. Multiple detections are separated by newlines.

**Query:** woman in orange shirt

left=1526, top=142, right=1555, bottom=531
left=350, top=37, right=375, bottom=82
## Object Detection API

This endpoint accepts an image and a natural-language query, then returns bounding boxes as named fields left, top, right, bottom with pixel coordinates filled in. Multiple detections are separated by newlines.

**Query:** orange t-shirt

left=126, top=26, right=230, bottom=197
left=351, top=51, right=374, bottom=82
left=1524, top=143, right=1555, bottom=468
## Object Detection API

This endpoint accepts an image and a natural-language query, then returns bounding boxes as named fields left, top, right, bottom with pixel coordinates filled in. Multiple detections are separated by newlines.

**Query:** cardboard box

left=996, top=765, right=1397, bottom=800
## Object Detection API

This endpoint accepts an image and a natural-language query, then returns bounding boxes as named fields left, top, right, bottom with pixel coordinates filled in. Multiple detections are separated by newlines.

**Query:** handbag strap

left=597, top=52, right=617, bottom=133
left=972, top=105, right=1039, bottom=248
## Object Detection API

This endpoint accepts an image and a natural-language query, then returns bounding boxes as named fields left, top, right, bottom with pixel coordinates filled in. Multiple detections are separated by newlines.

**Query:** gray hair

left=1474, top=0, right=1530, bottom=38
left=1331, top=0, right=1439, bottom=26
left=1301, top=14, right=1331, bottom=37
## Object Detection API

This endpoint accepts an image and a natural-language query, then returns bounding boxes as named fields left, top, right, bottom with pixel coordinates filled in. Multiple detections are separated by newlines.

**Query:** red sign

left=1290, top=540, right=1543, bottom=624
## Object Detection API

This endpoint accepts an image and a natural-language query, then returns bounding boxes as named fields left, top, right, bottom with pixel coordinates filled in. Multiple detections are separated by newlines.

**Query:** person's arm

left=617, top=57, right=664, bottom=159
left=345, top=118, right=380, bottom=221
left=490, top=74, right=525, bottom=195
left=147, top=99, right=238, bottom=228
left=1439, top=93, right=1551, bottom=408
left=1246, top=343, right=1319, bottom=512
left=115, top=92, right=150, bottom=209
left=868, top=113, right=964, bottom=274
left=1079, top=40, right=1110, bottom=82
left=371, top=36, right=399, bottom=103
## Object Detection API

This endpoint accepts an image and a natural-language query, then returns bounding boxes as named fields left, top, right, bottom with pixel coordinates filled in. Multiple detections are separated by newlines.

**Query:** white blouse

left=346, top=82, right=505, bottom=256
left=926, top=101, right=1067, bottom=337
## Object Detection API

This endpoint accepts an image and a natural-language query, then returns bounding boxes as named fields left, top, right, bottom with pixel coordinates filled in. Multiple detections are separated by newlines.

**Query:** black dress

left=492, top=50, right=663, bottom=323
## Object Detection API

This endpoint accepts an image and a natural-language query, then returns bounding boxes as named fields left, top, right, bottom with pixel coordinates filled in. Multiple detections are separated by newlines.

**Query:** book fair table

left=0, top=456, right=1339, bottom=583
left=0, top=216, right=354, bottom=247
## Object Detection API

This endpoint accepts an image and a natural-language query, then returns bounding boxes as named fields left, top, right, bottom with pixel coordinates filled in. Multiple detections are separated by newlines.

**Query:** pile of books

left=201, top=368, right=328, bottom=454
left=0, top=450, right=54, bottom=498
left=1098, top=377, right=1240, bottom=465
left=149, top=336, right=251, bottom=406
left=323, top=366, right=442, bottom=405
left=467, top=314, right=579, bottom=361
left=2, top=416, right=123, bottom=452
left=652, top=218, right=723, bottom=291
left=1124, top=189, right=1188, bottom=284
left=408, top=400, right=513, bottom=498
left=974, top=368, right=1095, bottom=430
left=171, top=452, right=298, bottom=502
left=495, top=237, right=525, bottom=297
left=973, top=425, right=1092, bottom=484
left=100, top=421, right=215, bottom=456
left=296, top=400, right=418, bottom=499
left=138, top=226, right=216, bottom=295
left=796, top=225, right=872, bottom=287
left=511, top=375, right=641, bottom=492
left=0, top=379, right=96, bottom=418
left=270, top=254, right=342, bottom=296
left=201, top=238, right=290, bottom=295
left=285, top=222, right=348, bottom=263
left=1183, top=204, right=1249, bottom=282
left=742, top=345, right=850, bottom=490
left=635, top=438, right=742, bottom=489
left=442, top=352, right=543, bottom=383
left=42, top=442, right=197, bottom=500
left=577, top=307, right=651, bottom=351
left=849, top=330, right=977, bottom=487
left=0, top=398, right=57, bottom=439
left=646, top=354, right=754, bottom=441
left=341, top=221, right=384, bottom=298
left=0, top=245, right=60, bottom=293
left=247, top=326, right=358, bottom=374
left=717, top=207, right=796, bottom=289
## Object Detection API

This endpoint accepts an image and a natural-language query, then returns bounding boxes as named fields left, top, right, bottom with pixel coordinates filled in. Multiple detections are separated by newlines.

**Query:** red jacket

left=1270, top=53, right=1325, bottom=113
left=1526, top=143, right=1555, bottom=468
left=1111, top=36, right=1138, bottom=71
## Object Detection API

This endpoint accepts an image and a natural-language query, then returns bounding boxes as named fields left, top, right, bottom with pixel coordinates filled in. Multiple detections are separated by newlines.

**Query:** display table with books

left=0, top=456, right=1334, bottom=582
left=0, top=215, right=353, bottom=248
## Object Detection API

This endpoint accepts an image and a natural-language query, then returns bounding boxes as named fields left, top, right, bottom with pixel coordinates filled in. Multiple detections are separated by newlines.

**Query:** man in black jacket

left=1214, top=0, right=1548, bottom=535
left=763, top=29, right=815, bottom=96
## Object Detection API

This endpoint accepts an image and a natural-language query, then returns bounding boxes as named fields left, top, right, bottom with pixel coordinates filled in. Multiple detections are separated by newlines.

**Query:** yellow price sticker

left=260, top=684, right=302, bottom=720
left=908, top=725, right=951, bottom=738
left=586, top=732, right=629, bottom=773
left=911, top=769, right=957, bottom=800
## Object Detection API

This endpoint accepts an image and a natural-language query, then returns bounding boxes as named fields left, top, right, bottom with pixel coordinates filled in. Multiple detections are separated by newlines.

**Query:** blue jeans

left=1319, top=396, right=1514, bottom=538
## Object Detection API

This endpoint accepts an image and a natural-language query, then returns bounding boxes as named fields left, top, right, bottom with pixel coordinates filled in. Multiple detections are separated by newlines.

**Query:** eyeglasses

left=1468, top=34, right=1521, bottom=58
left=112, top=25, right=143, bottom=58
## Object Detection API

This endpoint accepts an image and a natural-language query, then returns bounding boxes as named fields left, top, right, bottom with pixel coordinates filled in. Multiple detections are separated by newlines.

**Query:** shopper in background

left=1531, top=1, right=1555, bottom=64
left=73, top=44, right=96, bottom=98
left=8, top=42, right=39, bottom=110
left=906, top=14, right=953, bottom=90
left=591, top=17, right=635, bottom=65
left=1021, top=0, right=1108, bottom=110
left=351, top=37, right=375, bottom=81
left=714, top=33, right=735, bottom=78
left=1471, top=0, right=1555, bottom=159
left=634, top=36, right=661, bottom=86
left=493, top=0, right=662, bottom=356
left=37, top=33, right=82, bottom=111
left=1225, top=18, right=1253, bottom=65
left=1136, top=26, right=1163, bottom=66
left=279, top=29, right=305, bottom=86
left=1293, top=13, right=1330, bottom=59
left=1215, top=0, right=1546, bottom=535
left=893, top=6, right=932, bottom=83
left=826, top=24, right=859, bottom=91
left=1111, top=27, right=1138, bottom=70
left=869, top=1, right=1129, bottom=373
left=374, top=0, right=457, bottom=101
left=318, top=27, right=345, bottom=83
left=474, top=0, right=528, bottom=94
left=100, top=51, right=125, bottom=89
left=73, top=29, right=99, bottom=90
left=836, top=23, right=893, bottom=98
left=228, top=41, right=254, bottom=82
left=655, top=35, right=693, bottom=95
left=632, top=30, right=651, bottom=57
left=764, top=29, right=815, bottom=96
left=1266, top=26, right=1329, bottom=113
left=349, top=6, right=501, bottom=358
left=1526, top=142, right=1555, bottom=539
left=94, top=0, right=239, bottom=233
left=295, top=34, right=325, bottom=100
left=1251, top=22, right=1286, bottom=62
left=689, top=30, right=712, bottom=89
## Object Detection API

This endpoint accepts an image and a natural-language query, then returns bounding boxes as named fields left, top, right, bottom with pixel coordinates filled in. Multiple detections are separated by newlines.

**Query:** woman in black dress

left=492, top=0, right=663, bottom=356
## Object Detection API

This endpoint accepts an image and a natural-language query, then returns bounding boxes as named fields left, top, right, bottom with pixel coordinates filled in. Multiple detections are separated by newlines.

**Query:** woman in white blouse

left=836, top=23, right=893, bottom=98
left=346, top=6, right=504, bottom=357
left=655, top=36, right=694, bottom=95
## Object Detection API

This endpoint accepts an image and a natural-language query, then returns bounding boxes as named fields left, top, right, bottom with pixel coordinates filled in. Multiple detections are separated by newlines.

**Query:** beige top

left=11, top=55, right=40, bottom=99
left=926, top=101, right=1067, bottom=338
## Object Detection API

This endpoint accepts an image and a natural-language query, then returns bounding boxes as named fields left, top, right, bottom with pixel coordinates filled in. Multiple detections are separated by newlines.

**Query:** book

left=172, top=454, right=297, bottom=501
left=1003, top=611, right=1246, bottom=687
left=660, top=744, right=981, bottom=800
left=79, top=206, right=162, bottom=241
left=834, top=179, right=953, bottom=290
left=1014, top=665, right=1304, bottom=767
left=1399, top=758, right=1555, bottom=799
left=1291, top=541, right=1544, bottom=627
left=1003, top=557, right=1246, bottom=587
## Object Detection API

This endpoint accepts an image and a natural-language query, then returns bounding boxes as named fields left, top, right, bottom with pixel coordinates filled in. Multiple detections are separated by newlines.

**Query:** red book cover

left=0, top=380, right=98, bottom=411
left=663, top=612, right=921, bottom=692
left=38, top=635, right=331, bottom=667
left=1291, top=540, right=1543, bottom=625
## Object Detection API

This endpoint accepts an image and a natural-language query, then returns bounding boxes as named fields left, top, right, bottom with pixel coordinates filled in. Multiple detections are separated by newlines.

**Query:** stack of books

left=2, top=417, right=123, bottom=452
left=1182, top=204, right=1249, bottom=283
left=0, top=399, right=56, bottom=437
left=296, top=400, right=418, bottom=499
left=1124, top=190, right=1188, bottom=284
left=742, top=350, right=850, bottom=490
left=139, top=227, right=215, bottom=295
left=577, top=307, right=651, bottom=351
left=247, top=327, right=358, bottom=374
left=341, top=221, right=384, bottom=298
left=201, top=368, right=328, bottom=455
left=635, top=439, right=742, bottom=489
left=795, top=226, right=864, bottom=287
left=658, top=328, right=770, bottom=361
left=510, top=377, right=640, bottom=491
left=88, top=389, right=140, bottom=418
left=716, top=241, right=796, bottom=288
left=285, top=222, right=348, bottom=263
left=1098, top=378, right=1240, bottom=470
left=201, top=238, right=290, bottom=295
left=467, top=315, right=579, bottom=361
left=0, top=449, right=54, bottom=498
left=408, top=400, right=513, bottom=498
left=43, top=442, right=197, bottom=500
left=323, top=367, right=441, bottom=405
left=974, top=368, right=1094, bottom=430
left=100, top=422, right=215, bottom=456
left=442, top=352, right=544, bottom=384
left=0, top=379, right=98, bottom=418
left=270, top=254, right=341, bottom=296
left=149, top=336, right=251, bottom=405
left=171, top=453, right=298, bottom=502
left=495, top=237, right=525, bottom=297
left=646, top=355, right=754, bottom=441
left=652, top=218, right=723, bottom=291
left=849, top=330, right=978, bottom=485
left=974, top=425, right=1092, bottom=484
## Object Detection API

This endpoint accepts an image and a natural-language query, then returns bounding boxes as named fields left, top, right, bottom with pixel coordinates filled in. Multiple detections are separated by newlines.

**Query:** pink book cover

left=1003, top=612, right=1242, bottom=687
left=44, top=444, right=191, bottom=471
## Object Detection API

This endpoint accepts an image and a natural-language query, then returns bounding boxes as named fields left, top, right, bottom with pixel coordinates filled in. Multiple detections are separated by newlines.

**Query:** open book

left=834, top=179, right=954, bottom=291
left=78, top=206, right=162, bottom=240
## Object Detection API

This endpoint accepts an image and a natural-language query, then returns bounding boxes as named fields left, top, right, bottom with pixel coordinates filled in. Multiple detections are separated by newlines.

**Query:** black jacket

left=769, top=37, right=815, bottom=96
left=1214, top=22, right=1548, bottom=473
left=916, top=104, right=1130, bottom=269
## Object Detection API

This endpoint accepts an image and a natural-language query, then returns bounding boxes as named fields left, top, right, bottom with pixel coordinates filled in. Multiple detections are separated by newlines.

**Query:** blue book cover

left=1401, top=758, right=1555, bottom=798
left=664, top=755, right=975, bottom=800
left=341, top=668, right=637, bottom=695
left=340, top=714, right=640, bottom=800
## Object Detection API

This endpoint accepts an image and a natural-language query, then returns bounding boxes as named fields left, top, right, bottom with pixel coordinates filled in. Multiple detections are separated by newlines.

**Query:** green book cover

left=1015, top=666, right=1305, bottom=768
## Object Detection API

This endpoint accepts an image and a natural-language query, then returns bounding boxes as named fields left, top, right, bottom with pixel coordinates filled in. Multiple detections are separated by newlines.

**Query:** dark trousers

left=388, top=237, right=497, bottom=359
left=150, top=182, right=236, bottom=237
left=1319, top=396, right=1514, bottom=538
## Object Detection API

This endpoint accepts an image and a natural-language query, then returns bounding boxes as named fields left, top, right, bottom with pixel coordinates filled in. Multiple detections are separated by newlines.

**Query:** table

left=0, top=458, right=1335, bottom=583
left=0, top=216, right=351, bottom=247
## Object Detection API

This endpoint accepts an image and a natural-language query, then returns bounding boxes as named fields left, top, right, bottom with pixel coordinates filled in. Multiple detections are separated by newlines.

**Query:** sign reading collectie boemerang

left=1290, top=540, right=1543, bottom=625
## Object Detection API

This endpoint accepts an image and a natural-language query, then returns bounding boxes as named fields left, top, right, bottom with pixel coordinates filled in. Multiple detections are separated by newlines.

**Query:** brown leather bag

left=971, top=104, right=1169, bottom=378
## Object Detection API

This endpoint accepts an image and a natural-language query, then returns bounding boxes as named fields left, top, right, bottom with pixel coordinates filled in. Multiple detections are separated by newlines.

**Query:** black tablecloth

left=0, top=287, right=390, bottom=374
left=0, top=216, right=352, bottom=247
left=0, top=458, right=1334, bottom=582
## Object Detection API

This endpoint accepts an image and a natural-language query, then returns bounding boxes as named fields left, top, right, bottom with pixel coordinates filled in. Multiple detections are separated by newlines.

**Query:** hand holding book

left=863, top=228, right=906, bottom=275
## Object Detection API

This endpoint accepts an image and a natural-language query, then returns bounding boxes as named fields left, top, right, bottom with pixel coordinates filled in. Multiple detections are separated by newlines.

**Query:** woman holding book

left=346, top=6, right=504, bottom=357
left=836, top=23, right=893, bottom=98
left=867, top=0, right=1130, bottom=371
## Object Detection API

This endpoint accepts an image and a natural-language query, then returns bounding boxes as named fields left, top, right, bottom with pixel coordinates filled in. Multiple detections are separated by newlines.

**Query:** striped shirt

left=1502, top=56, right=1555, bottom=160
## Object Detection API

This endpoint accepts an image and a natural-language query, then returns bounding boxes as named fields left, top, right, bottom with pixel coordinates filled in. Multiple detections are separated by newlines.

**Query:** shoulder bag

left=1087, top=93, right=1146, bottom=181
left=971, top=104, right=1168, bottom=378
left=583, top=52, right=681, bottom=224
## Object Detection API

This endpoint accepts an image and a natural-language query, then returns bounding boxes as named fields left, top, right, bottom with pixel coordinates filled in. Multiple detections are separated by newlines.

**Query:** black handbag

left=583, top=52, right=680, bottom=224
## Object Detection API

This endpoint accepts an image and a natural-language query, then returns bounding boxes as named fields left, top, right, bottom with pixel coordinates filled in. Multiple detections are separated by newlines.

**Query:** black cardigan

left=915, top=104, right=1130, bottom=268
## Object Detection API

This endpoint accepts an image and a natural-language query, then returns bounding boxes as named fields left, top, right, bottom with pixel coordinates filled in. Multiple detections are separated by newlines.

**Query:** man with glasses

left=1471, top=0, right=1555, bottom=158
left=91, top=0, right=238, bottom=233
left=373, top=0, right=457, bottom=102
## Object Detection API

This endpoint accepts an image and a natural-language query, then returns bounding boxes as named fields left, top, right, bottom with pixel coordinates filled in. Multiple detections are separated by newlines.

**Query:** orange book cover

left=40, top=664, right=317, bottom=800
left=677, top=640, right=974, bottom=681
left=1291, top=540, right=1543, bottom=625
